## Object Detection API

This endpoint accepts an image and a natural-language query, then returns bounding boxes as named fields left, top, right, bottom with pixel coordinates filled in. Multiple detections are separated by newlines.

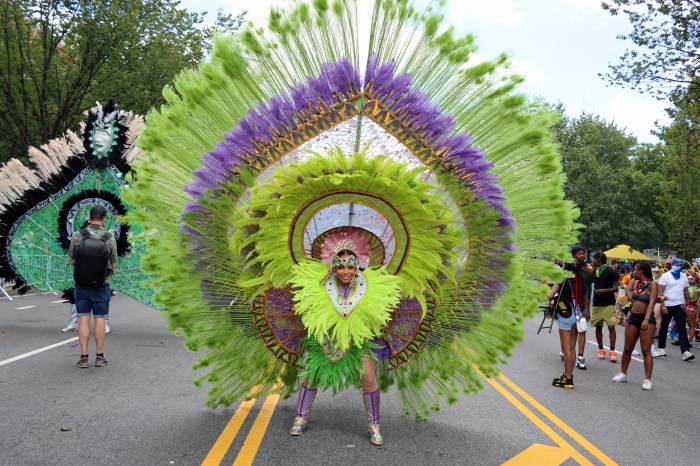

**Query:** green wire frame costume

left=126, top=0, right=578, bottom=418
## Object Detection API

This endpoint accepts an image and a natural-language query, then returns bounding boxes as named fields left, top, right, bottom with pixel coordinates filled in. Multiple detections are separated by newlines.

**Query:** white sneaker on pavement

left=682, top=351, right=694, bottom=361
left=657, top=348, right=666, bottom=356
left=631, top=349, right=641, bottom=356
left=651, top=348, right=662, bottom=358
left=612, top=372, right=627, bottom=382
left=559, top=351, right=564, bottom=361
left=642, top=379, right=652, bottom=390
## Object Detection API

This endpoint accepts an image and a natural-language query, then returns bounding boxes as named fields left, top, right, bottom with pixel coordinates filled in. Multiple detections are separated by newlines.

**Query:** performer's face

left=573, top=250, right=586, bottom=263
left=334, top=253, right=357, bottom=285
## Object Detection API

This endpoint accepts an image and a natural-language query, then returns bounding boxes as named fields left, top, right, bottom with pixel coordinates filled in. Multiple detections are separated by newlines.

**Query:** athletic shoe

left=657, top=348, right=666, bottom=356
left=597, top=349, right=606, bottom=359
left=642, top=379, right=652, bottom=390
left=651, top=348, right=662, bottom=358
left=631, top=349, right=641, bottom=355
left=77, top=357, right=89, bottom=369
left=612, top=372, right=627, bottom=382
left=552, top=376, right=574, bottom=389
left=575, top=355, right=586, bottom=370
left=552, top=373, right=566, bottom=385
left=62, top=323, right=77, bottom=332
left=559, top=351, right=564, bottom=361
left=682, top=351, right=695, bottom=361
left=95, top=356, right=108, bottom=367
left=671, top=338, right=680, bottom=346
left=609, top=351, right=618, bottom=362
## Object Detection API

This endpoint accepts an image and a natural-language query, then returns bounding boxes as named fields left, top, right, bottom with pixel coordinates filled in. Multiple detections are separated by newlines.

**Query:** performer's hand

left=641, top=319, right=649, bottom=331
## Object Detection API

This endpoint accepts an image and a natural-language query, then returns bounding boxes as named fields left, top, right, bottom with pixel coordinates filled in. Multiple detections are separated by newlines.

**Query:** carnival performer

left=288, top=245, right=397, bottom=445
left=612, top=262, right=658, bottom=390
left=122, top=0, right=577, bottom=437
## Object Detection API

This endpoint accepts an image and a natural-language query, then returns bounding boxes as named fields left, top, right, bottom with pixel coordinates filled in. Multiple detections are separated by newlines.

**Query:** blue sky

left=180, top=0, right=667, bottom=143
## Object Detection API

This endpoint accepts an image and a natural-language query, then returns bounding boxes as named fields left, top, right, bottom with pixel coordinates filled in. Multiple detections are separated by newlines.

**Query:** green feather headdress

left=125, top=0, right=578, bottom=417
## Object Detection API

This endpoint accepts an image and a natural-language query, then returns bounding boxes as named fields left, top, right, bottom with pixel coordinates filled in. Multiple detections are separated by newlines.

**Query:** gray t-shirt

left=68, top=224, right=118, bottom=284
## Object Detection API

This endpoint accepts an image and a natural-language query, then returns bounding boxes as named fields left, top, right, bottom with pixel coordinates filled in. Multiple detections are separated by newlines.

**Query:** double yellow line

left=200, top=375, right=617, bottom=466
left=484, top=374, right=617, bottom=465
left=201, top=395, right=280, bottom=466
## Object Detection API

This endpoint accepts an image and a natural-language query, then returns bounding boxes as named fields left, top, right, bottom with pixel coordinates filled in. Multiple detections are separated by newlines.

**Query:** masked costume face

left=333, top=253, right=358, bottom=286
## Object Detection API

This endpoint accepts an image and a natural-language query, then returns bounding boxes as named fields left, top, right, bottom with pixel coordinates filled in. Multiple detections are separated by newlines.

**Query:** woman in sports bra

left=612, top=262, right=658, bottom=390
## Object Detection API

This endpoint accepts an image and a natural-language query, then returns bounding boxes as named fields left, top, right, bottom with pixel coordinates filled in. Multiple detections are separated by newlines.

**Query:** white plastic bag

left=576, top=317, right=588, bottom=332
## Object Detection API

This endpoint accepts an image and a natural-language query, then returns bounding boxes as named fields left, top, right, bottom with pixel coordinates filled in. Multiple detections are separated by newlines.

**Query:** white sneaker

left=682, top=351, right=695, bottom=361
left=612, top=372, right=627, bottom=382
left=651, top=348, right=662, bottom=358
left=631, top=349, right=641, bottom=356
left=61, top=324, right=77, bottom=332
left=657, top=348, right=666, bottom=356
left=559, top=351, right=564, bottom=361
left=642, top=379, right=652, bottom=390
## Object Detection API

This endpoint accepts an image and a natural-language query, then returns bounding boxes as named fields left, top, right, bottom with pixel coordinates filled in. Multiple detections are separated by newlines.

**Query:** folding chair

left=537, top=279, right=572, bottom=334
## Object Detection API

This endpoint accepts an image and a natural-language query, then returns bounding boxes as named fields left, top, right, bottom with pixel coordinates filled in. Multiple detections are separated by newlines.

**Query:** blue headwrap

left=670, top=258, right=683, bottom=280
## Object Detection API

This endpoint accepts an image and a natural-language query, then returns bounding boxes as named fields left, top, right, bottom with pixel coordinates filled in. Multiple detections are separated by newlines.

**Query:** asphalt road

left=2, top=289, right=699, bottom=466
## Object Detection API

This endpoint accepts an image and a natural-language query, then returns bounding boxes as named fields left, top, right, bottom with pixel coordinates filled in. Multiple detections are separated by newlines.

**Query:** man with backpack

left=68, top=205, right=117, bottom=368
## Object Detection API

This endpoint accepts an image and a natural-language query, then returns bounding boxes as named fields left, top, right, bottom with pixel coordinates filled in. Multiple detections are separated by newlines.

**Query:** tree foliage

left=656, top=81, right=700, bottom=258
left=0, top=0, right=245, bottom=165
left=601, top=0, right=700, bottom=100
left=553, top=112, right=665, bottom=252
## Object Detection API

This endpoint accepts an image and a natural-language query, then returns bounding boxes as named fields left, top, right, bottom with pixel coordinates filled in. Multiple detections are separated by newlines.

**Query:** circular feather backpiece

left=126, top=0, right=579, bottom=415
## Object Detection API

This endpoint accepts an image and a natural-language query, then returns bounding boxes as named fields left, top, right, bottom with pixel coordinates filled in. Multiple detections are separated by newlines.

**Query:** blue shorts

left=557, top=312, right=577, bottom=331
left=74, top=285, right=111, bottom=318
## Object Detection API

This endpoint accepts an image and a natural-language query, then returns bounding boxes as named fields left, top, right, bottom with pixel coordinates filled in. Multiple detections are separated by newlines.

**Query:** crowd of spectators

left=547, top=249, right=698, bottom=390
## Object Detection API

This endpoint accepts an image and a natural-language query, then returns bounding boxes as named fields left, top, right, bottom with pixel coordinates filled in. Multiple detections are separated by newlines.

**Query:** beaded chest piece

left=325, top=271, right=367, bottom=319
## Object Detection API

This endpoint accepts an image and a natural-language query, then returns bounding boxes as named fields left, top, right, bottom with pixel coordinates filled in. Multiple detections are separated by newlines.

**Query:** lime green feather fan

left=125, top=0, right=578, bottom=417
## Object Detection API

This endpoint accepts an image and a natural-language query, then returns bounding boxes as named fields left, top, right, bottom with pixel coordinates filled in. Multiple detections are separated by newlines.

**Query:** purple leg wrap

left=296, top=383, right=317, bottom=418
left=363, top=388, right=380, bottom=423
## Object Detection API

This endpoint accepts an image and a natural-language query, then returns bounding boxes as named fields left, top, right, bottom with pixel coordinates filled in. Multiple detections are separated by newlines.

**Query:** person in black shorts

left=612, top=262, right=658, bottom=390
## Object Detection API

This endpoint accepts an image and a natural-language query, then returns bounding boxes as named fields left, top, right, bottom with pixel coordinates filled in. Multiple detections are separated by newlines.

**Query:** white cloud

left=601, top=92, right=669, bottom=142
left=509, top=57, right=547, bottom=84
left=554, top=0, right=607, bottom=16
left=445, top=0, right=526, bottom=26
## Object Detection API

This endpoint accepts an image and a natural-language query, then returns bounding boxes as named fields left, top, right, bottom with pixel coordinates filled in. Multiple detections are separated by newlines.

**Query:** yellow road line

left=201, top=399, right=256, bottom=466
left=481, top=375, right=594, bottom=466
left=233, top=394, right=281, bottom=466
left=498, top=374, right=618, bottom=466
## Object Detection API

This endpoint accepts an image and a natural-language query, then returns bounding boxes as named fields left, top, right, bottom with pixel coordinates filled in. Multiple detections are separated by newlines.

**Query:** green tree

left=554, top=113, right=664, bottom=251
left=656, top=82, right=700, bottom=258
left=601, top=0, right=700, bottom=100
left=0, top=1, right=245, bottom=165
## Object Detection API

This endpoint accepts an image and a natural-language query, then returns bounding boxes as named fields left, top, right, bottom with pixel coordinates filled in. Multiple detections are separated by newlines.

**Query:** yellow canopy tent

left=603, top=244, right=654, bottom=261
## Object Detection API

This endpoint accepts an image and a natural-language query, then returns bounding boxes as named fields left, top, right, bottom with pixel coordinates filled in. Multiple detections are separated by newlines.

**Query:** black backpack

left=74, top=228, right=112, bottom=287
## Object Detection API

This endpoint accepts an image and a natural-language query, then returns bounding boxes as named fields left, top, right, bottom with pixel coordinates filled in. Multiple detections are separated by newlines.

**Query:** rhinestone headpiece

left=333, top=239, right=356, bottom=255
